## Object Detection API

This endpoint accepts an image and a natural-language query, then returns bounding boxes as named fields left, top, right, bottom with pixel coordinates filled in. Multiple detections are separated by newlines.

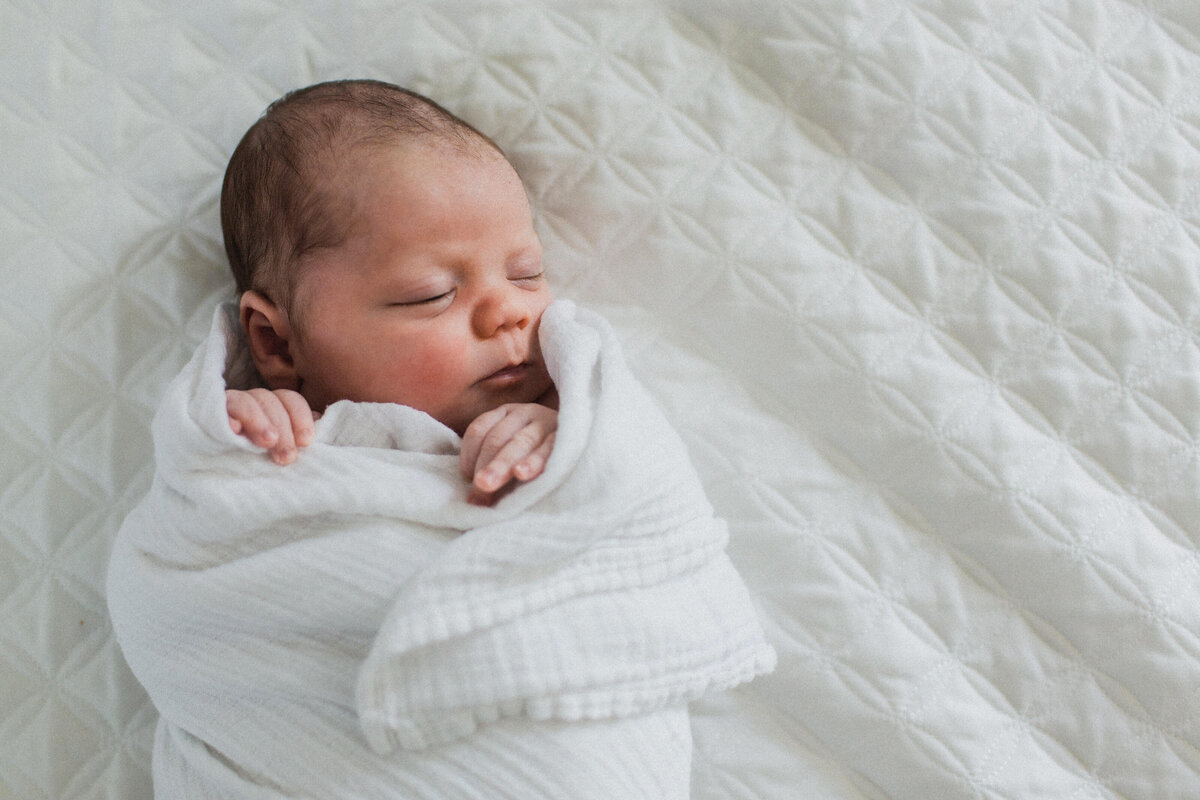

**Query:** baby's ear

left=239, top=291, right=301, bottom=391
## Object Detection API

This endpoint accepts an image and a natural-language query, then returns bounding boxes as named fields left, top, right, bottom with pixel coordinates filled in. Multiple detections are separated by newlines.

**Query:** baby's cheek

left=402, top=346, right=460, bottom=392
left=395, top=346, right=471, bottom=411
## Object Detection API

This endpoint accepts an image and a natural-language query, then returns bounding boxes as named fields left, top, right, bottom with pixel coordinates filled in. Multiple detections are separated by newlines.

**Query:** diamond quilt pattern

left=2, top=1, right=1198, bottom=798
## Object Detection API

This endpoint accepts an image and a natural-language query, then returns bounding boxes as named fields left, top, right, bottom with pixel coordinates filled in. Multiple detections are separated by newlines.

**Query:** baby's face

left=286, top=142, right=554, bottom=435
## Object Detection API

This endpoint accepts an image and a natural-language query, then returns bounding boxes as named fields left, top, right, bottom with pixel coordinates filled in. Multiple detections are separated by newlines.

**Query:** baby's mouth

left=478, top=362, right=531, bottom=387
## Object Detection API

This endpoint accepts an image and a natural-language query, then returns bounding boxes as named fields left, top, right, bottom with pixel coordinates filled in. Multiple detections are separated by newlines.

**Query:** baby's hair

left=220, top=79, right=504, bottom=312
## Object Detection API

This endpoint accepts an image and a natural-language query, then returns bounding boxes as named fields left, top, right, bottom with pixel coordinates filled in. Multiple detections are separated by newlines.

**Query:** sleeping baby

left=107, top=79, right=774, bottom=799
left=221, top=80, right=557, bottom=506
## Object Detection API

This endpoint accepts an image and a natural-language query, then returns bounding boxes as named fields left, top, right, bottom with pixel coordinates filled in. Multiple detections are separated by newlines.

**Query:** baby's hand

left=226, top=388, right=317, bottom=465
left=460, top=403, right=557, bottom=506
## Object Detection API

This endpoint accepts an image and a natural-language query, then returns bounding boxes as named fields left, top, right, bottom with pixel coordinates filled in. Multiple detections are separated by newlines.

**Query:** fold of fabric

left=108, top=299, right=775, bottom=798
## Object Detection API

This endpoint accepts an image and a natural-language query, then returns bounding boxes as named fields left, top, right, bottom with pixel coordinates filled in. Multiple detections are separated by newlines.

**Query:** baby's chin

left=445, top=373, right=557, bottom=436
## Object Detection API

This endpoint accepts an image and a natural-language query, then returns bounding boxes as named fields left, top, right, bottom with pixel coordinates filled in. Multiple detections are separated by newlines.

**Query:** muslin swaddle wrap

left=107, top=299, right=775, bottom=799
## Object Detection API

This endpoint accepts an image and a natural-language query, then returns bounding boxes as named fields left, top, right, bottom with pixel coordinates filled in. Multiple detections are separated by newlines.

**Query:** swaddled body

left=108, top=300, right=774, bottom=798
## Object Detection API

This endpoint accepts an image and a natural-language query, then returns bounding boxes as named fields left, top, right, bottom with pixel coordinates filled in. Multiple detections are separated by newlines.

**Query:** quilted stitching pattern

left=2, top=1, right=1197, bottom=798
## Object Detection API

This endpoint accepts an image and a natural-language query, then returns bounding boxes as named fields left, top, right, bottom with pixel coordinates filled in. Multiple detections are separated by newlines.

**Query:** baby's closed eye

left=510, top=271, right=545, bottom=285
left=394, top=289, right=454, bottom=307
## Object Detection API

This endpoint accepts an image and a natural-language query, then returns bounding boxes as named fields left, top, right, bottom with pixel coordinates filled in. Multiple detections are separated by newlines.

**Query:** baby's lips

left=476, top=362, right=531, bottom=388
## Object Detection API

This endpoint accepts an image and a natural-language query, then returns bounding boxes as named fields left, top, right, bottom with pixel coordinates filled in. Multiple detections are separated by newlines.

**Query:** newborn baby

left=107, top=79, right=774, bottom=799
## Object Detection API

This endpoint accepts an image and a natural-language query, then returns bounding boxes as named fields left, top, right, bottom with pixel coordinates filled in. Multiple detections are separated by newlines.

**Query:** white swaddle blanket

left=107, top=299, right=775, bottom=799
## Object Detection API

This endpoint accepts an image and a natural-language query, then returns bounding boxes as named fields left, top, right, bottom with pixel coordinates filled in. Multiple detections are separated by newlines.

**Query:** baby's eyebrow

left=507, top=243, right=543, bottom=263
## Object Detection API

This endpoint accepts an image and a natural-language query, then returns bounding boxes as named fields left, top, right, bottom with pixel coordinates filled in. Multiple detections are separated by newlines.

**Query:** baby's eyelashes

left=392, top=289, right=454, bottom=307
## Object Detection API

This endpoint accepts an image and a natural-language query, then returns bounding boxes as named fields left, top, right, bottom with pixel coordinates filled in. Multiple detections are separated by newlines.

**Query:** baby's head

left=221, top=80, right=554, bottom=434
left=222, top=79, right=506, bottom=315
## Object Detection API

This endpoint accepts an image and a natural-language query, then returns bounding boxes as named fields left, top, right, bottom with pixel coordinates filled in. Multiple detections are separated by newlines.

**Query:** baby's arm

left=226, top=389, right=316, bottom=465
left=460, top=403, right=557, bottom=506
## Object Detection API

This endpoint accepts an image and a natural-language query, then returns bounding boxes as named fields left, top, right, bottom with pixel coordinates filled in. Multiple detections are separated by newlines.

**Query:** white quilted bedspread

left=2, top=1, right=1198, bottom=798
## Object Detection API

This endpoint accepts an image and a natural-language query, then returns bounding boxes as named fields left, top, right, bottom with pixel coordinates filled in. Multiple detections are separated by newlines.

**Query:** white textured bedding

left=2, top=1, right=1198, bottom=798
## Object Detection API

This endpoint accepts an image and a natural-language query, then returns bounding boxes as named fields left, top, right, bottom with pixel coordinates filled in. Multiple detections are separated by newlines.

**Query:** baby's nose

left=472, top=290, right=530, bottom=338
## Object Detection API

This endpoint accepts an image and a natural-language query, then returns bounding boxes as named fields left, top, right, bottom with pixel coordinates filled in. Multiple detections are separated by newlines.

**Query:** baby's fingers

left=255, top=390, right=307, bottom=465
left=226, top=389, right=305, bottom=464
left=227, top=390, right=280, bottom=448
left=511, top=431, right=554, bottom=482
left=461, top=403, right=558, bottom=505
left=275, top=389, right=316, bottom=449
left=473, top=424, right=550, bottom=494
left=459, top=404, right=508, bottom=481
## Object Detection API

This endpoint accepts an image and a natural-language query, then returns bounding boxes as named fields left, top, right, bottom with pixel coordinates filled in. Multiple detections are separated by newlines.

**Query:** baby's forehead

left=335, top=137, right=516, bottom=197
left=314, top=138, right=524, bottom=233
left=315, top=133, right=440, bottom=178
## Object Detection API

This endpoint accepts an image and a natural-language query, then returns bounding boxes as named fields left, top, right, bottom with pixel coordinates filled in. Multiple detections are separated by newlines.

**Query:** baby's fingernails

left=260, top=430, right=278, bottom=446
left=296, top=429, right=313, bottom=447
left=271, top=448, right=294, bottom=465
left=467, top=490, right=495, bottom=507
left=477, top=469, right=499, bottom=490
